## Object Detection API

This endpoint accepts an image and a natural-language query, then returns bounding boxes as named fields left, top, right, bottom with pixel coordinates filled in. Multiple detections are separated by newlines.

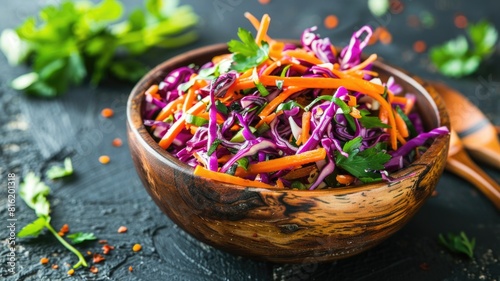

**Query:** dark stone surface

left=1, top=0, right=499, bottom=280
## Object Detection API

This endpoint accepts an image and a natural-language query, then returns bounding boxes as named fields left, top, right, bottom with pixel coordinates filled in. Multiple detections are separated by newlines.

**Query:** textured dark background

left=1, top=0, right=500, bottom=280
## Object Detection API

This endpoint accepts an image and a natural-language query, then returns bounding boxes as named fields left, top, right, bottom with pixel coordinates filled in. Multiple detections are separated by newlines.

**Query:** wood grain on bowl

left=126, top=44, right=450, bottom=263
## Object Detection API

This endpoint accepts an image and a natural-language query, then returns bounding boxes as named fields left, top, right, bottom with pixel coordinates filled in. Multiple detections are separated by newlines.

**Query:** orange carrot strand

left=194, top=165, right=275, bottom=188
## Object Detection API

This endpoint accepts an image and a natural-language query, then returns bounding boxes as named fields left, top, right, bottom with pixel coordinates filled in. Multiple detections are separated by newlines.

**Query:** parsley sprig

left=430, top=20, right=498, bottom=77
left=439, top=231, right=476, bottom=259
left=227, top=28, right=269, bottom=72
left=18, top=172, right=96, bottom=269
left=0, top=0, right=198, bottom=97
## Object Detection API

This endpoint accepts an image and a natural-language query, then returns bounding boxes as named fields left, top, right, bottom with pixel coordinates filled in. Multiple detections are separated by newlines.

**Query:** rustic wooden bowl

left=126, top=43, right=450, bottom=263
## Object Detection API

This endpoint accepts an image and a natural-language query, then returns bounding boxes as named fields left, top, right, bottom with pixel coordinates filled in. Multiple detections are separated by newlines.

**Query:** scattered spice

left=132, top=244, right=142, bottom=252
left=112, top=138, right=123, bottom=147
left=389, top=0, right=404, bottom=14
left=324, top=15, right=339, bottom=29
left=101, top=108, right=114, bottom=118
left=51, top=264, right=59, bottom=270
left=432, top=190, right=439, bottom=197
left=58, top=231, right=66, bottom=237
left=117, top=226, right=128, bottom=233
left=454, top=14, right=468, bottom=29
left=98, top=239, right=108, bottom=244
left=102, top=244, right=115, bottom=255
left=67, top=268, right=75, bottom=276
left=129, top=266, right=134, bottom=272
left=413, top=40, right=427, bottom=53
left=93, top=253, right=106, bottom=264
left=378, top=27, right=392, bottom=44
left=98, top=155, right=110, bottom=165
left=87, top=251, right=92, bottom=255
left=40, top=257, right=49, bottom=265
left=90, top=266, right=99, bottom=274
left=258, top=0, right=271, bottom=4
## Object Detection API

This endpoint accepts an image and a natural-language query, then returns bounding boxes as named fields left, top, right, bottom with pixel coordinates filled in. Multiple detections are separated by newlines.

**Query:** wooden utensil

left=430, top=82, right=500, bottom=170
left=446, top=129, right=500, bottom=210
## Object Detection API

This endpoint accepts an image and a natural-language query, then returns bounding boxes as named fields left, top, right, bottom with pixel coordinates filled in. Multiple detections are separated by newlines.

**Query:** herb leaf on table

left=46, top=157, right=73, bottom=180
left=430, top=20, right=498, bottom=77
left=438, top=231, right=476, bottom=258
left=0, top=0, right=199, bottom=97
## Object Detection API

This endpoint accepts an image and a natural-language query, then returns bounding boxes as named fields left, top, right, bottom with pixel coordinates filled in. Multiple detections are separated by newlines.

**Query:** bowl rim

left=127, top=42, right=450, bottom=194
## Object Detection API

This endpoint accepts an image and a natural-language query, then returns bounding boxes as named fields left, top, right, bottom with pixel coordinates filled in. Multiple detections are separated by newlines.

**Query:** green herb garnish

left=0, top=0, right=198, bottom=97
left=18, top=172, right=93, bottom=268
left=430, top=20, right=498, bottom=77
left=335, top=137, right=391, bottom=183
left=46, top=157, right=73, bottom=179
left=439, top=231, right=476, bottom=258
left=66, top=232, right=97, bottom=244
left=228, top=28, right=269, bottom=72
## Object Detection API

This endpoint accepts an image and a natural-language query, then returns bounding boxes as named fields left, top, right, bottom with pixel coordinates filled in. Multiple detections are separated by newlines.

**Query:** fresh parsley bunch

left=0, top=0, right=198, bottom=97
left=430, top=20, right=498, bottom=77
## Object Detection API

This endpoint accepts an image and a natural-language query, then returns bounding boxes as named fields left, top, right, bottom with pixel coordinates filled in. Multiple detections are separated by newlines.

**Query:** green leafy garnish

left=394, top=106, right=417, bottom=138
left=185, top=114, right=209, bottom=126
left=46, top=157, right=73, bottom=179
left=439, top=231, right=476, bottom=258
left=228, top=28, right=269, bottom=72
left=0, top=0, right=198, bottom=97
left=358, top=109, right=391, bottom=129
left=18, top=172, right=93, bottom=269
left=430, top=20, right=498, bottom=77
left=67, top=232, right=97, bottom=244
left=335, top=137, right=391, bottom=183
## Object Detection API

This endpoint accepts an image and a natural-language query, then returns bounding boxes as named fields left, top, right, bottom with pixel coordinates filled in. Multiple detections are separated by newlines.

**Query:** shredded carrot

left=145, top=84, right=161, bottom=100
left=276, top=178, right=285, bottom=188
left=159, top=97, right=209, bottom=149
left=245, top=148, right=326, bottom=175
left=336, top=174, right=355, bottom=185
left=258, top=86, right=305, bottom=119
left=182, top=88, right=196, bottom=113
left=255, top=14, right=271, bottom=46
left=397, top=132, right=407, bottom=145
left=244, top=12, right=272, bottom=42
left=394, top=108, right=409, bottom=138
left=346, top=54, right=377, bottom=73
left=155, top=94, right=186, bottom=121
left=350, top=107, right=362, bottom=119
left=194, top=165, right=275, bottom=188
left=282, top=50, right=324, bottom=65
left=348, top=95, right=357, bottom=107
left=301, top=111, right=311, bottom=144
left=255, top=112, right=278, bottom=128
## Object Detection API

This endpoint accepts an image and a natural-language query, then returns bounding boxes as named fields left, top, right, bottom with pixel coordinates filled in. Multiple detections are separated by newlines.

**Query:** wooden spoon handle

left=446, top=150, right=500, bottom=210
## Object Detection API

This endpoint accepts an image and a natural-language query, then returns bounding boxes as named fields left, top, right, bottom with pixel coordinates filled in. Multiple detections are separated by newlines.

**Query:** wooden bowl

left=126, top=43, right=450, bottom=263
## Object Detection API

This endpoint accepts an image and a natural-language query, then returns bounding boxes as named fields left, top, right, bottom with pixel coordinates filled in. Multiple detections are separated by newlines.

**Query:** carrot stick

left=301, top=111, right=311, bottom=144
left=182, top=88, right=196, bottom=113
left=193, top=165, right=275, bottom=188
left=155, top=94, right=186, bottom=121
left=283, top=50, right=324, bottom=65
left=145, top=85, right=161, bottom=100
left=244, top=12, right=272, bottom=42
left=159, top=97, right=209, bottom=149
left=394, top=108, right=409, bottom=138
left=246, top=148, right=326, bottom=174
left=258, top=86, right=305, bottom=119
left=276, top=178, right=285, bottom=188
left=346, top=54, right=377, bottom=72
left=255, top=14, right=271, bottom=46
left=255, top=112, right=277, bottom=128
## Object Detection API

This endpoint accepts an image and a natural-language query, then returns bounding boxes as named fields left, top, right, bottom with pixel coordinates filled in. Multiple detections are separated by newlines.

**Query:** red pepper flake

left=93, top=253, right=106, bottom=264
left=117, top=226, right=128, bottom=233
left=58, top=231, right=65, bottom=237
left=102, top=244, right=115, bottom=255
left=132, top=244, right=142, bottom=252
left=51, top=264, right=59, bottom=270
left=324, top=15, right=339, bottom=29
left=389, top=0, right=404, bottom=14
left=59, top=224, right=70, bottom=234
left=378, top=27, right=393, bottom=45
left=419, top=262, right=430, bottom=271
left=98, top=239, right=108, bottom=244
left=40, top=257, right=49, bottom=265
left=413, top=40, right=427, bottom=53
left=454, top=14, right=468, bottom=29
left=101, top=108, right=114, bottom=118
left=112, top=138, right=123, bottom=147
left=67, top=269, right=75, bottom=276
left=98, top=155, right=110, bottom=165
left=128, top=266, right=134, bottom=272
left=90, top=266, right=99, bottom=274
